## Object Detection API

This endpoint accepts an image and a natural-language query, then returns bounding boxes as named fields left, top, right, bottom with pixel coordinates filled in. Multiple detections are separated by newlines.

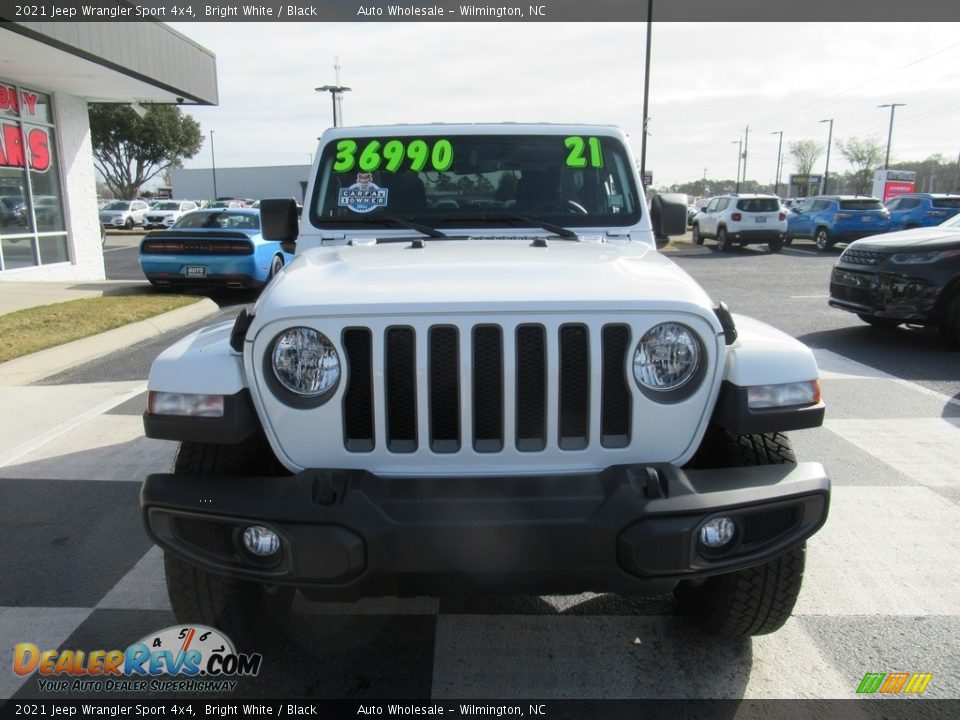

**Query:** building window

left=0, top=80, right=68, bottom=273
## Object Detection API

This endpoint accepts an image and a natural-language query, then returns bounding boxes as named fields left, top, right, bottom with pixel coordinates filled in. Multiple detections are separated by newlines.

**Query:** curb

left=0, top=298, right=220, bottom=386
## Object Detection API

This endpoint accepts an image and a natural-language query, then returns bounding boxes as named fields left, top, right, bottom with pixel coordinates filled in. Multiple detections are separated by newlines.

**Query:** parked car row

left=690, top=192, right=960, bottom=254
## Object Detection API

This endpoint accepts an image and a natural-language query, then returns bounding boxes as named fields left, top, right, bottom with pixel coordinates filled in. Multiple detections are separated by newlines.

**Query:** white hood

left=252, top=239, right=718, bottom=324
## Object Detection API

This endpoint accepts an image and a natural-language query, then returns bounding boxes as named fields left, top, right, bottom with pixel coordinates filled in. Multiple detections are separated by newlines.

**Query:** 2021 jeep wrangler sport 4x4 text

left=141, top=124, right=829, bottom=640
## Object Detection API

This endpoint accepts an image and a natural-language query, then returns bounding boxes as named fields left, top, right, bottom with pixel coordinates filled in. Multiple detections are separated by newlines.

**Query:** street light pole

left=315, top=84, right=352, bottom=127
left=742, top=124, right=749, bottom=188
left=819, top=119, right=833, bottom=194
left=878, top=103, right=905, bottom=170
left=731, top=139, right=742, bottom=193
left=210, top=130, right=218, bottom=200
left=639, top=0, right=653, bottom=187
left=770, top=131, right=783, bottom=197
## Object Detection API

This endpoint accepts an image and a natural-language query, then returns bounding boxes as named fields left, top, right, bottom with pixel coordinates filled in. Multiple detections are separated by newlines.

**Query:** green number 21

left=564, top=136, right=604, bottom=168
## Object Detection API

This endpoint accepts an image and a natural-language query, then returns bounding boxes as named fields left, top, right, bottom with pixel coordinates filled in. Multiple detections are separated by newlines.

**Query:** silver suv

left=692, top=193, right=788, bottom=253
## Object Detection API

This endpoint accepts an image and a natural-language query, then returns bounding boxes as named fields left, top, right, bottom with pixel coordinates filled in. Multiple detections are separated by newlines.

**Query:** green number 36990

left=333, top=138, right=454, bottom=173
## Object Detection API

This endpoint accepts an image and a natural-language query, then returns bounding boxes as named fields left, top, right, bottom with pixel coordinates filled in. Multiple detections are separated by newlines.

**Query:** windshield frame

left=308, top=132, right=643, bottom=232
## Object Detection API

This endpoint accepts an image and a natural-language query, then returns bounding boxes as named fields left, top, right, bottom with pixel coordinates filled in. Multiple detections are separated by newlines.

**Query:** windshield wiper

left=377, top=215, right=448, bottom=238
left=439, top=214, right=578, bottom=239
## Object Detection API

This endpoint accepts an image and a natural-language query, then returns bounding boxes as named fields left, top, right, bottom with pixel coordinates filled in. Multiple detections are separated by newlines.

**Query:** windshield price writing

left=564, top=136, right=604, bottom=168
left=333, top=138, right=454, bottom=173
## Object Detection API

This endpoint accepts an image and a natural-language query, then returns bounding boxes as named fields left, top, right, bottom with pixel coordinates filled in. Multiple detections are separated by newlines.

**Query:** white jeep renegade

left=141, top=124, right=828, bottom=641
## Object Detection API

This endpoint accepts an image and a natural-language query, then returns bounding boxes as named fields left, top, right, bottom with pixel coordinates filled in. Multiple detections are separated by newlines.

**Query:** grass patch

left=0, top=294, right=200, bottom=363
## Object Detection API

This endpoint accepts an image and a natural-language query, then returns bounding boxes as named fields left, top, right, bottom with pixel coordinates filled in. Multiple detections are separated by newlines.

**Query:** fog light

left=242, top=526, right=281, bottom=557
left=699, top=517, right=736, bottom=548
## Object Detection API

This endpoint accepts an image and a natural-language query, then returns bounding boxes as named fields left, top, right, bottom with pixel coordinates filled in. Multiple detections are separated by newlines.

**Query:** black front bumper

left=142, top=462, right=829, bottom=600
left=829, top=266, right=943, bottom=323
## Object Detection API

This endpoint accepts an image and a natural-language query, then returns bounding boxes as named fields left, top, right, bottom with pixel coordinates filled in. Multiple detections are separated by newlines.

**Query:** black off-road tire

left=675, top=545, right=806, bottom=639
left=675, top=429, right=806, bottom=638
left=940, top=295, right=960, bottom=349
left=163, top=440, right=294, bottom=646
left=692, top=224, right=704, bottom=245
left=768, top=237, right=784, bottom=253
left=716, top=227, right=732, bottom=252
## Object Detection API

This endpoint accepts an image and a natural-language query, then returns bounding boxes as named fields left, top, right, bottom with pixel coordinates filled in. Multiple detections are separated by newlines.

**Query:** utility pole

left=770, top=131, right=783, bottom=197
left=742, top=125, right=749, bottom=189
left=878, top=103, right=905, bottom=169
left=819, top=119, right=834, bottom=194
left=731, top=139, right=743, bottom=193
left=639, top=0, right=653, bottom=188
left=316, top=59, right=352, bottom=129
left=210, top=130, right=218, bottom=199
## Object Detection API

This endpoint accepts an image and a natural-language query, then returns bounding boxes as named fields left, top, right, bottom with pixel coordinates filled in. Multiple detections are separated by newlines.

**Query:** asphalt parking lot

left=2, top=232, right=958, bottom=702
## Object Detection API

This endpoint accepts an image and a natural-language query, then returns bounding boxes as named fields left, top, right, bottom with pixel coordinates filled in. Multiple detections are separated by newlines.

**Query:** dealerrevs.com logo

left=13, top=625, right=262, bottom=693
left=856, top=672, right=934, bottom=695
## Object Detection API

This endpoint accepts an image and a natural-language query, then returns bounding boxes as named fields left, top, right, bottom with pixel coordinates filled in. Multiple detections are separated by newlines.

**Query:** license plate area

left=755, top=216, right=767, bottom=223
left=185, top=266, right=207, bottom=278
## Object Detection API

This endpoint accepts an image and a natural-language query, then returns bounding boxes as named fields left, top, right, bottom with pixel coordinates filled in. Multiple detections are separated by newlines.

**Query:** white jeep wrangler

left=141, top=124, right=828, bottom=640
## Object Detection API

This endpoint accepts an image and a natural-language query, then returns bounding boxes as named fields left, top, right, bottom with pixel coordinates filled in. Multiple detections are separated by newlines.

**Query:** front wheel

left=162, top=440, right=293, bottom=643
left=940, top=295, right=960, bottom=349
left=676, top=430, right=805, bottom=638
left=675, top=544, right=806, bottom=638
left=124, top=217, right=134, bottom=230
left=691, top=224, right=704, bottom=245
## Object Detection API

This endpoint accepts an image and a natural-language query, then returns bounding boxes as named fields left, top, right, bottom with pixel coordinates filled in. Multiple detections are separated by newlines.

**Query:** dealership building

left=0, top=22, right=217, bottom=281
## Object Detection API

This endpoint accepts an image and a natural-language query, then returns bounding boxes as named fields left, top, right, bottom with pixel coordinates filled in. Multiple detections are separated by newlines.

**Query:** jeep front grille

left=342, top=323, right=632, bottom=455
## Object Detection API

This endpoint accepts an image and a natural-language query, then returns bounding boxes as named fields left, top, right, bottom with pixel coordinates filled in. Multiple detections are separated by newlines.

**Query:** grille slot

left=558, top=324, right=589, bottom=450
left=841, top=248, right=885, bottom=266
left=175, top=517, right=235, bottom=559
left=342, top=328, right=374, bottom=452
left=601, top=325, right=631, bottom=447
left=472, top=325, right=504, bottom=453
left=385, top=327, right=417, bottom=453
left=429, top=326, right=460, bottom=453
left=741, top=506, right=801, bottom=545
left=516, top=324, right=547, bottom=452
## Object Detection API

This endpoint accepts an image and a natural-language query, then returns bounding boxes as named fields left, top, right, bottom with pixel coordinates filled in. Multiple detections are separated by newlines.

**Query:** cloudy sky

left=168, top=22, right=960, bottom=188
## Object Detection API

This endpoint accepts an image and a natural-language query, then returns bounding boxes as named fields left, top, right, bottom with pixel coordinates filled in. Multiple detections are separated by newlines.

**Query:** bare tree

left=836, top=137, right=885, bottom=195
left=788, top=139, right=824, bottom=175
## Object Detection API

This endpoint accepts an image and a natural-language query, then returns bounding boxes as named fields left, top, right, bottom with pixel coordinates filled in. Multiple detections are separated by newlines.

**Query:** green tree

left=89, top=104, right=203, bottom=199
left=836, top=136, right=885, bottom=195
left=788, top=139, right=824, bottom=175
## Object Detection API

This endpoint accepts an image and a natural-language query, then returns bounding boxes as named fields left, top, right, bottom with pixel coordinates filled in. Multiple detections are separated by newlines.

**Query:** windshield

left=172, top=211, right=260, bottom=230
left=736, top=198, right=780, bottom=212
left=153, top=201, right=181, bottom=210
left=309, top=133, right=641, bottom=230
left=102, top=201, right=129, bottom=211
left=840, top=199, right=884, bottom=211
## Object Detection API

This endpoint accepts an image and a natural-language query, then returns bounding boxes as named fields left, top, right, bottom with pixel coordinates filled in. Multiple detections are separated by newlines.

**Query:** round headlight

left=633, top=323, right=702, bottom=394
left=270, top=327, right=340, bottom=399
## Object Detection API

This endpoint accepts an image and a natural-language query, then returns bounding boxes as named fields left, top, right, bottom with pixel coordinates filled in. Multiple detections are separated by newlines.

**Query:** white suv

left=142, top=200, right=199, bottom=229
left=99, top=199, right=150, bottom=230
left=692, top=193, right=788, bottom=253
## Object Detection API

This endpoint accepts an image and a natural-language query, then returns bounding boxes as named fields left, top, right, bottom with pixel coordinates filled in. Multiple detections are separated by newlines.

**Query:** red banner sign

left=0, top=122, right=50, bottom=172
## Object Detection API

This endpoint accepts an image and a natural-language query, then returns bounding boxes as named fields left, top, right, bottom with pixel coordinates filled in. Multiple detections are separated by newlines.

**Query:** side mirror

left=260, top=198, right=300, bottom=254
left=650, top=193, right=688, bottom=239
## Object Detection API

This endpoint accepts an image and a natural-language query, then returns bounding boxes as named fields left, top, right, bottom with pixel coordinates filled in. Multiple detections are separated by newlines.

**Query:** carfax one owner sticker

left=12, top=625, right=262, bottom=693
